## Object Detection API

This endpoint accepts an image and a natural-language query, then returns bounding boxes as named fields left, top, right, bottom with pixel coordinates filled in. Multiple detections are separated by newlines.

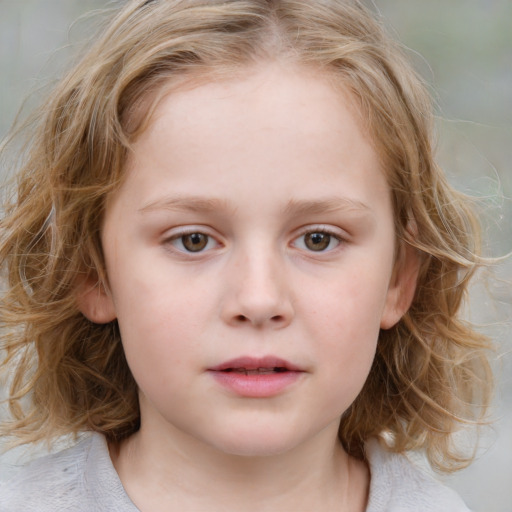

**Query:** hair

left=0, top=0, right=492, bottom=472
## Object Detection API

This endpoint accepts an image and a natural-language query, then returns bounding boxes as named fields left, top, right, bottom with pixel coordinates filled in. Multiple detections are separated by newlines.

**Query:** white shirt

left=0, top=433, right=470, bottom=511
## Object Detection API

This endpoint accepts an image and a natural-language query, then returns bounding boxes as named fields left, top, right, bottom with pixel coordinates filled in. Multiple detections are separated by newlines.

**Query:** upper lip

left=208, top=356, right=304, bottom=372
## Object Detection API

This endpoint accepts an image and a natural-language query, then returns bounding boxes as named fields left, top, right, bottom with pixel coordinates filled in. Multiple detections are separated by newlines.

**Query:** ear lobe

left=380, top=240, right=420, bottom=330
left=76, top=276, right=117, bottom=324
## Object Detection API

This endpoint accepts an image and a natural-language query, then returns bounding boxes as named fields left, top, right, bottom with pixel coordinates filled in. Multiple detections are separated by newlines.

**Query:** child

left=0, top=0, right=493, bottom=510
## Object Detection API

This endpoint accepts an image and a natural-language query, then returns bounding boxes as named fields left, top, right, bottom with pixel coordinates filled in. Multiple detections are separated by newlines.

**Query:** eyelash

left=164, top=229, right=221, bottom=254
left=163, top=226, right=345, bottom=254
left=291, top=227, right=343, bottom=253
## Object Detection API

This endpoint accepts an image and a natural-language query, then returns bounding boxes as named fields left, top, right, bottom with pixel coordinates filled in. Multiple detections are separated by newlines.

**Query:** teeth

left=228, top=367, right=287, bottom=375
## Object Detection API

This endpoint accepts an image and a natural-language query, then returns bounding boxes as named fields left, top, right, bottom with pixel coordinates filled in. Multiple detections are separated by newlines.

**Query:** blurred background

left=1, top=1, right=511, bottom=510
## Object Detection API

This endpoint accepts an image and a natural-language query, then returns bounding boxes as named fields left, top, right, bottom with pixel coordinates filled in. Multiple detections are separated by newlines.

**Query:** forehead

left=129, top=62, right=374, bottom=169
left=114, top=61, right=389, bottom=216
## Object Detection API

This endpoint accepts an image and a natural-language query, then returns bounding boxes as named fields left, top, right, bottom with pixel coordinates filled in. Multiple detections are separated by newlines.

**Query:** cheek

left=109, top=248, right=211, bottom=326
left=321, top=309, right=379, bottom=388
left=307, top=271, right=388, bottom=339
left=108, top=270, right=208, bottom=379
left=302, top=273, right=386, bottom=390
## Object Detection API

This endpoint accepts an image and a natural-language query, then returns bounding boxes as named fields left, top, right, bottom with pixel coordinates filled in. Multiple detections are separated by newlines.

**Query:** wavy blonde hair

left=1, top=0, right=492, bottom=472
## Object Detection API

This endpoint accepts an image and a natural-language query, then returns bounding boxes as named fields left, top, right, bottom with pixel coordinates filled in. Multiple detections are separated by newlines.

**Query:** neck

left=110, top=418, right=369, bottom=512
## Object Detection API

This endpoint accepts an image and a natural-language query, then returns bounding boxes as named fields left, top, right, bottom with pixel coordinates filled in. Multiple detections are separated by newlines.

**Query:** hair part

left=1, top=0, right=492, bottom=472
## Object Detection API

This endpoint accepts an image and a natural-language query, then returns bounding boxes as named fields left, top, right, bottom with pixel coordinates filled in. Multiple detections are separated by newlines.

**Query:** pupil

left=183, top=233, right=208, bottom=252
left=305, top=232, right=330, bottom=251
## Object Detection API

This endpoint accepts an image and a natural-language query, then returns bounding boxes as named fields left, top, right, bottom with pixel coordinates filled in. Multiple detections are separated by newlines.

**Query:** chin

left=206, top=426, right=308, bottom=458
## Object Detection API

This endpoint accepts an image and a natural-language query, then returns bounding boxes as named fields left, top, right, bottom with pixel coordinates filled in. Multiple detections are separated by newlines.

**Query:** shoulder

left=365, top=438, right=471, bottom=512
left=0, top=433, right=138, bottom=512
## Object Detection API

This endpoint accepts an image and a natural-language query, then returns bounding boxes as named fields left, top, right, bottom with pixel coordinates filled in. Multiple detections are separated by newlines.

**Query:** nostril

left=227, top=310, right=292, bottom=327
left=233, top=314, right=282, bottom=324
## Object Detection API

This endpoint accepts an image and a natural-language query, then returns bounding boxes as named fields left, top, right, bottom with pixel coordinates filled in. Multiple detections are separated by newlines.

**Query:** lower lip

left=209, top=371, right=303, bottom=398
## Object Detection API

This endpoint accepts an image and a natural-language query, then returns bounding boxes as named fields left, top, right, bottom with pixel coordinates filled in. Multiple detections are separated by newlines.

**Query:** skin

left=80, top=61, right=418, bottom=512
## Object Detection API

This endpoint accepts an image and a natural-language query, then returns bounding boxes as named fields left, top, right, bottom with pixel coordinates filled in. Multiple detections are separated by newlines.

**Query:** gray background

left=1, top=1, right=511, bottom=510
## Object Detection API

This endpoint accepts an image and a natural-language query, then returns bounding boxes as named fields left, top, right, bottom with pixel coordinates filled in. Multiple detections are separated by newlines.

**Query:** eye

left=167, top=232, right=219, bottom=253
left=292, top=230, right=342, bottom=252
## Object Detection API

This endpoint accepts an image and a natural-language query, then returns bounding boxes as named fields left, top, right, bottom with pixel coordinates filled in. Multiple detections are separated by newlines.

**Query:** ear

left=76, top=276, right=117, bottom=324
left=380, top=238, right=420, bottom=330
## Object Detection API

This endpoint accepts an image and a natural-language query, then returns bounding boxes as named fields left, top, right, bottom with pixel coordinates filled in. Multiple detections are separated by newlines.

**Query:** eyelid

left=162, top=225, right=223, bottom=254
left=292, top=224, right=348, bottom=240
left=290, top=224, right=348, bottom=252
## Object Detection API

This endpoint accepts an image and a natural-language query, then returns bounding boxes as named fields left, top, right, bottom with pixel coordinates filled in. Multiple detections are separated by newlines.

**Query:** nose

left=220, top=248, right=294, bottom=329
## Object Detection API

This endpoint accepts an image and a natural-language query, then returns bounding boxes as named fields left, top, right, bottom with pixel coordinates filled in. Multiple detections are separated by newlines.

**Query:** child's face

left=82, top=62, right=414, bottom=456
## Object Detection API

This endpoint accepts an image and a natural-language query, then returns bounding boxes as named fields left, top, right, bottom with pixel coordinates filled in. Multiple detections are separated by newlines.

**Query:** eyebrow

left=283, top=197, right=373, bottom=216
left=139, top=196, right=236, bottom=215
left=139, top=195, right=373, bottom=217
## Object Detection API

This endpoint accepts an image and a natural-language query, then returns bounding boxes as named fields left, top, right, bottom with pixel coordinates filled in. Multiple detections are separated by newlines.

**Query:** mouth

left=208, top=356, right=304, bottom=397
left=222, top=367, right=290, bottom=375
left=209, top=356, right=303, bottom=374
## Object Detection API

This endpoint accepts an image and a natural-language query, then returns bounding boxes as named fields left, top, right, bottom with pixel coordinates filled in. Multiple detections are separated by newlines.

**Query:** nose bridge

left=223, top=239, right=293, bottom=328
